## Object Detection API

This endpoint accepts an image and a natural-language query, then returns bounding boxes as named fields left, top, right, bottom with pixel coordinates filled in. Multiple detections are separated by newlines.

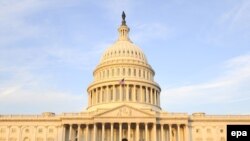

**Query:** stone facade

left=1, top=13, right=250, bottom=141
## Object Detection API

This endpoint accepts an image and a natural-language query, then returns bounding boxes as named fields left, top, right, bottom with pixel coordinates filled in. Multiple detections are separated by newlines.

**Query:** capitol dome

left=87, top=12, right=161, bottom=112
left=100, top=39, right=148, bottom=65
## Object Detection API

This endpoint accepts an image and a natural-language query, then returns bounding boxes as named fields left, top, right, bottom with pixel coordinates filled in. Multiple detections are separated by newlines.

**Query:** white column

left=169, top=124, right=172, bottom=141
left=145, top=123, right=148, bottom=141
left=106, top=86, right=109, bottom=102
left=102, top=123, right=105, bottom=141
left=62, top=125, right=65, bottom=141
left=19, top=126, right=22, bottom=141
left=154, top=91, right=157, bottom=105
left=100, top=87, right=103, bottom=103
left=33, top=126, right=37, bottom=141
left=161, top=124, right=164, bottom=141
left=55, top=126, right=59, bottom=141
left=91, top=90, right=98, bottom=104
left=69, top=125, right=72, bottom=141
left=151, top=89, right=153, bottom=104
left=178, top=125, right=180, bottom=141
left=145, top=87, right=148, bottom=103
left=85, top=124, right=89, bottom=141
left=185, top=125, right=189, bottom=141
left=140, top=86, right=143, bottom=102
left=148, top=88, right=151, bottom=104
left=202, top=126, right=205, bottom=141
left=119, top=123, right=122, bottom=141
left=158, top=90, right=160, bottom=106
left=177, top=124, right=181, bottom=141
left=120, top=85, right=122, bottom=101
left=126, top=85, right=129, bottom=101
left=7, top=126, right=10, bottom=141
left=45, top=126, right=48, bottom=141
left=128, top=123, right=131, bottom=141
left=153, top=123, right=157, bottom=141
left=113, top=85, right=116, bottom=102
left=136, top=123, right=139, bottom=141
left=78, top=124, right=81, bottom=141
left=111, top=123, right=114, bottom=141
left=133, top=85, right=136, bottom=102
left=93, top=123, right=96, bottom=141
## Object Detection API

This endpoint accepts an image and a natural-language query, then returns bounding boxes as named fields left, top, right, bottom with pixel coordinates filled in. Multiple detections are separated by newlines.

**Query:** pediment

left=95, top=105, right=154, bottom=118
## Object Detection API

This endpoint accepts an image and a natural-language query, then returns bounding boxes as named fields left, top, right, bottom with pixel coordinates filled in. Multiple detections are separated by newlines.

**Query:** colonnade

left=88, top=84, right=160, bottom=107
left=94, top=67, right=154, bottom=82
left=63, top=123, right=189, bottom=141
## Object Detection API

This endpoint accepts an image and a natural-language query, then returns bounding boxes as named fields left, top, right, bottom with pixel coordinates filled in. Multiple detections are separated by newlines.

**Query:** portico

left=63, top=122, right=189, bottom=141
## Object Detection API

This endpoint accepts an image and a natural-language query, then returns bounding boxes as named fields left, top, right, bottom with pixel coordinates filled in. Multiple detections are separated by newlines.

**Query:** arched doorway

left=122, top=138, right=128, bottom=141
left=23, top=137, right=30, bottom=141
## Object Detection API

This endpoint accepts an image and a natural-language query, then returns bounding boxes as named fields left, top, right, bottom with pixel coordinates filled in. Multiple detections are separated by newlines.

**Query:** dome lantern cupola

left=118, top=11, right=131, bottom=41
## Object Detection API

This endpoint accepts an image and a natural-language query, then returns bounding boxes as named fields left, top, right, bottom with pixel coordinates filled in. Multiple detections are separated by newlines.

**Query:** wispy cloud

left=161, top=53, right=250, bottom=113
left=131, top=23, right=172, bottom=43
left=219, top=0, right=250, bottom=30
left=0, top=63, right=84, bottom=114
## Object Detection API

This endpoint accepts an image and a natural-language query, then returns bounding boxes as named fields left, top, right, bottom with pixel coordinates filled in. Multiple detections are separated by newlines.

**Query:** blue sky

left=0, top=0, right=250, bottom=115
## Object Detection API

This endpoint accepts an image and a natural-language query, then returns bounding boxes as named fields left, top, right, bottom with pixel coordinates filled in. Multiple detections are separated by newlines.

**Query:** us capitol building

left=1, top=12, right=250, bottom=141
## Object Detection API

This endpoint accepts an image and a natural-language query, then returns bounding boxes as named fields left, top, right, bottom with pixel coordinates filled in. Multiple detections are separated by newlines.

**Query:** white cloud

left=0, top=65, right=84, bottom=114
left=42, top=43, right=107, bottom=70
left=161, top=54, right=250, bottom=113
left=219, top=0, right=250, bottom=30
left=0, top=0, right=48, bottom=45
left=131, top=23, right=171, bottom=43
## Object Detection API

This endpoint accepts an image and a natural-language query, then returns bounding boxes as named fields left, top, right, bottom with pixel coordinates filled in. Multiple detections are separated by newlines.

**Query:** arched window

left=128, top=68, right=131, bottom=76
left=122, top=86, right=126, bottom=100
left=110, top=88, right=113, bottom=101
left=123, top=68, right=125, bottom=76
left=47, top=138, right=54, bottom=141
left=106, top=88, right=110, bottom=102
left=116, top=86, right=120, bottom=101
left=97, top=90, right=100, bottom=103
left=90, top=93, right=93, bottom=105
left=23, top=137, right=30, bottom=141
left=134, top=69, right=136, bottom=76
left=102, top=89, right=105, bottom=102
left=143, top=88, right=146, bottom=102
left=152, top=93, right=155, bottom=104
left=112, top=69, right=114, bottom=76
left=139, top=70, right=141, bottom=77
left=136, top=87, right=140, bottom=101
left=148, top=88, right=151, bottom=103
left=129, top=87, right=132, bottom=101
left=117, top=68, right=120, bottom=76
